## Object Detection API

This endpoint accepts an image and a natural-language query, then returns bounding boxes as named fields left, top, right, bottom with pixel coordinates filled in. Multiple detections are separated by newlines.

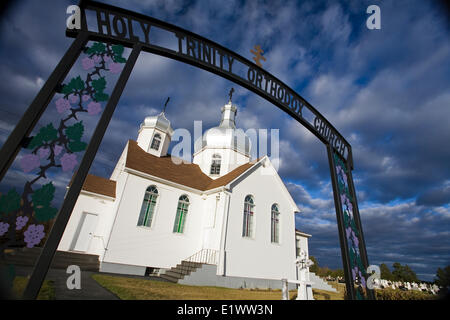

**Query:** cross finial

left=163, top=97, right=170, bottom=113
left=228, top=88, right=234, bottom=103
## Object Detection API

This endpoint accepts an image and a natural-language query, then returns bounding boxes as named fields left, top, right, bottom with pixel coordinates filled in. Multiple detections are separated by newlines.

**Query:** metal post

left=0, top=32, right=89, bottom=183
left=346, top=161, right=376, bottom=300
left=22, top=43, right=142, bottom=300
left=327, top=144, right=355, bottom=300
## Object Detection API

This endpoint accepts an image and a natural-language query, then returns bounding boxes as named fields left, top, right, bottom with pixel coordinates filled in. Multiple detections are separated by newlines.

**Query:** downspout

left=218, top=188, right=231, bottom=276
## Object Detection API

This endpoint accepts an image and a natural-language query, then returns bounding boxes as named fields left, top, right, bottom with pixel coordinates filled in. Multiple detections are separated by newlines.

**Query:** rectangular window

left=210, top=160, right=221, bottom=175
left=150, top=138, right=160, bottom=150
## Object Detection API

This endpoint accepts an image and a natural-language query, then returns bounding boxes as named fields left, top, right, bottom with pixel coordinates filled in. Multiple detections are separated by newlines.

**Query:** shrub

left=375, top=288, right=436, bottom=300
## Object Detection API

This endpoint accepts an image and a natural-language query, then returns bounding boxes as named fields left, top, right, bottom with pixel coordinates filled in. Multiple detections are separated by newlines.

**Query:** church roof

left=125, top=140, right=256, bottom=191
left=81, top=174, right=116, bottom=198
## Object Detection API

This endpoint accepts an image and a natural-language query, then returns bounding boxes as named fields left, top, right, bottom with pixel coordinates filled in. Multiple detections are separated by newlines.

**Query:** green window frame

left=137, top=186, right=158, bottom=227
left=173, top=195, right=189, bottom=233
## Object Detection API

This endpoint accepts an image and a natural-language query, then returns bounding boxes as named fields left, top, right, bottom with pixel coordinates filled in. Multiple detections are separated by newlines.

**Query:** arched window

left=210, top=154, right=221, bottom=175
left=150, top=133, right=161, bottom=150
left=242, top=195, right=255, bottom=238
left=137, top=186, right=158, bottom=227
left=173, top=195, right=189, bottom=233
left=271, top=204, right=280, bottom=243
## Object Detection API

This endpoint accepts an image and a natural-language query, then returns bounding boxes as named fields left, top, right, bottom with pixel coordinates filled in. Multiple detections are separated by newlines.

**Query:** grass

left=92, top=274, right=299, bottom=300
left=11, top=277, right=55, bottom=300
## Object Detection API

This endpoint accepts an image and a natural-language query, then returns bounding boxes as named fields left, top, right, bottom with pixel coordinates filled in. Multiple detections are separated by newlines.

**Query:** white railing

left=184, top=249, right=219, bottom=265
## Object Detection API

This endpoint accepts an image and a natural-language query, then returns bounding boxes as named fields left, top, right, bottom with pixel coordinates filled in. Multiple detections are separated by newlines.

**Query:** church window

left=173, top=195, right=189, bottom=233
left=137, top=186, right=158, bottom=227
left=210, top=154, right=221, bottom=175
left=150, top=133, right=161, bottom=150
left=242, top=195, right=255, bottom=238
left=271, top=204, right=280, bottom=243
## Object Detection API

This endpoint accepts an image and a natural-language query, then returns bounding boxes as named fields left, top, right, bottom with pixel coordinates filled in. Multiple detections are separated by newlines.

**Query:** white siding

left=223, top=163, right=297, bottom=281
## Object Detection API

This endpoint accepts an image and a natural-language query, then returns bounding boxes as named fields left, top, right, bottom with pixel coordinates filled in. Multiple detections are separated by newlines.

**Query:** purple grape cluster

left=60, top=153, right=78, bottom=172
left=23, top=224, right=45, bottom=248
left=0, top=222, right=10, bottom=236
left=16, top=216, right=29, bottom=231
left=20, top=154, right=40, bottom=173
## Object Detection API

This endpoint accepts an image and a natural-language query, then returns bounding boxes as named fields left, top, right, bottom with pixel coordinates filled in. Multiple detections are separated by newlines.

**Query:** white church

left=58, top=96, right=312, bottom=289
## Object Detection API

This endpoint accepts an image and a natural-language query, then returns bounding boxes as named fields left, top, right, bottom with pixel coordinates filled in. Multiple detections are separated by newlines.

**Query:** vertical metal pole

left=22, top=43, right=142, bottom=300
left=0, top=32, right=89, bottom=182
left=327, top=144, right=355, bottom=300
left=346, top=162, right=376, bottom=300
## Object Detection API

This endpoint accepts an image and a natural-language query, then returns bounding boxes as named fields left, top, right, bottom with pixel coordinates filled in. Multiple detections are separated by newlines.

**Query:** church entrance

left=71, top=212, right=98, bottom=253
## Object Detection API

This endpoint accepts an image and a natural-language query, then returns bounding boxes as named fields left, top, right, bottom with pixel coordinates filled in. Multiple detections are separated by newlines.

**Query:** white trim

left=79, top=189, right=115, bottom=202
left=124, top=167, right=204, bottom=195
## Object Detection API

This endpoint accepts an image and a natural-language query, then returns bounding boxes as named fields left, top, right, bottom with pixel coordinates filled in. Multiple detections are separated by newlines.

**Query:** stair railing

left=174, top=249, right=219, bottom=277
left=184, top=249, right=219, bottom=265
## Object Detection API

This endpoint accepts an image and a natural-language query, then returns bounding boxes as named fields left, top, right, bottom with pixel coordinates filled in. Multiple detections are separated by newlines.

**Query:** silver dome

left=194, top=102, right=251, bottom=156
left=140, top=112, right=173, bottom=134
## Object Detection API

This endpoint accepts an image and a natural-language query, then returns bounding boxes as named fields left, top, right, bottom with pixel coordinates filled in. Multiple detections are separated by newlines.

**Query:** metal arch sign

left=0, top=0, right=374, bottom=300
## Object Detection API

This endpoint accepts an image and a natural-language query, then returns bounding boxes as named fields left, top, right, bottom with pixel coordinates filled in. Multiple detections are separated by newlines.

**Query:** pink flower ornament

left=82, top=57, right=95, bottom=70
left=55, top=98, right=71, bottom=114
left=87, top=101, right=102, bottom=115
left=60, top=153, right=78, bottom=172
left=38, top=148, right=50, bottom=159
left=20, top=154, right=40, bottom=173
left=54, top=145, right=63, bottom=156
left=108, top=62, right=122, bottom=74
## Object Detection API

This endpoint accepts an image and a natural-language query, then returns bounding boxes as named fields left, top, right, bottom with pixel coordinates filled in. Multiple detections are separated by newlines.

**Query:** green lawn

left=11, top=277, right=55, bottom=300
left=92, top=274, right=300, bottom=300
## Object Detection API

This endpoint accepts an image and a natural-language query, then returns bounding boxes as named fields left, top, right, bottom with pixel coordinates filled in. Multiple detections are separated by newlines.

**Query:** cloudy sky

left=0, top=0, right=449, bottom=281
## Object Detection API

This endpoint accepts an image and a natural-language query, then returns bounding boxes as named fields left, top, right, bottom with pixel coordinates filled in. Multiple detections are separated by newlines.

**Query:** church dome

left=194, top=101, right=251, bottom=156
left=140, top=112, right=173, bottom=134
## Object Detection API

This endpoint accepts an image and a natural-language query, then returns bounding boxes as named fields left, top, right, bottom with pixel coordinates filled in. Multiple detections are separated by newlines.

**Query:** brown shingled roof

left=125, top=140, right=257, bottom=191
left=81, top=174, right=116, bottom=198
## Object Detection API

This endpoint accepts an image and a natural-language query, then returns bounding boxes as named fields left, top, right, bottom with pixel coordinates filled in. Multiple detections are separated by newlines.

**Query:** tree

left=309, top=256, right=319, bottom=274
left=380, top=263, right=393, bottom=280
left=392, top=262, right=419, bottom=283
left=435, top=266, right=450, bottom=288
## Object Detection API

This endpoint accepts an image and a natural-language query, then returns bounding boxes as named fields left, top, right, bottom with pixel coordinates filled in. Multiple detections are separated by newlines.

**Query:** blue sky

left=0, top=0, right=449, bottom=282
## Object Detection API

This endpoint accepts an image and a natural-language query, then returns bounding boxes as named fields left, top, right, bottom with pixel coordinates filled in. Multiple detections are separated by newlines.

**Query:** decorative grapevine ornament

left=0, top=42, right=127, bottom=254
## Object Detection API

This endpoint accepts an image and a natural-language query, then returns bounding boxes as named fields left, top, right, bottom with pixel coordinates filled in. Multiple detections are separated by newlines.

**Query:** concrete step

left=160, top=273, right=180, bottom=283
left=309, top=272, right=337, bottom=292
left=180, top=261, right=203, bottom=268
left=164, top=270, right=187, bottom=279
left=170, top=267, right=193, bottom=276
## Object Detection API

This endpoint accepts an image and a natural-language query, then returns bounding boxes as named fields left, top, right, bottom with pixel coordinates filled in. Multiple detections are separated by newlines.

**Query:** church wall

left=102, top=172, right=206, bottom=269
left=200, top=191, right=227, bottom=251
left=224, top=164, right=298, bottom=281
left=58, top=193, right=115, bottom=257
